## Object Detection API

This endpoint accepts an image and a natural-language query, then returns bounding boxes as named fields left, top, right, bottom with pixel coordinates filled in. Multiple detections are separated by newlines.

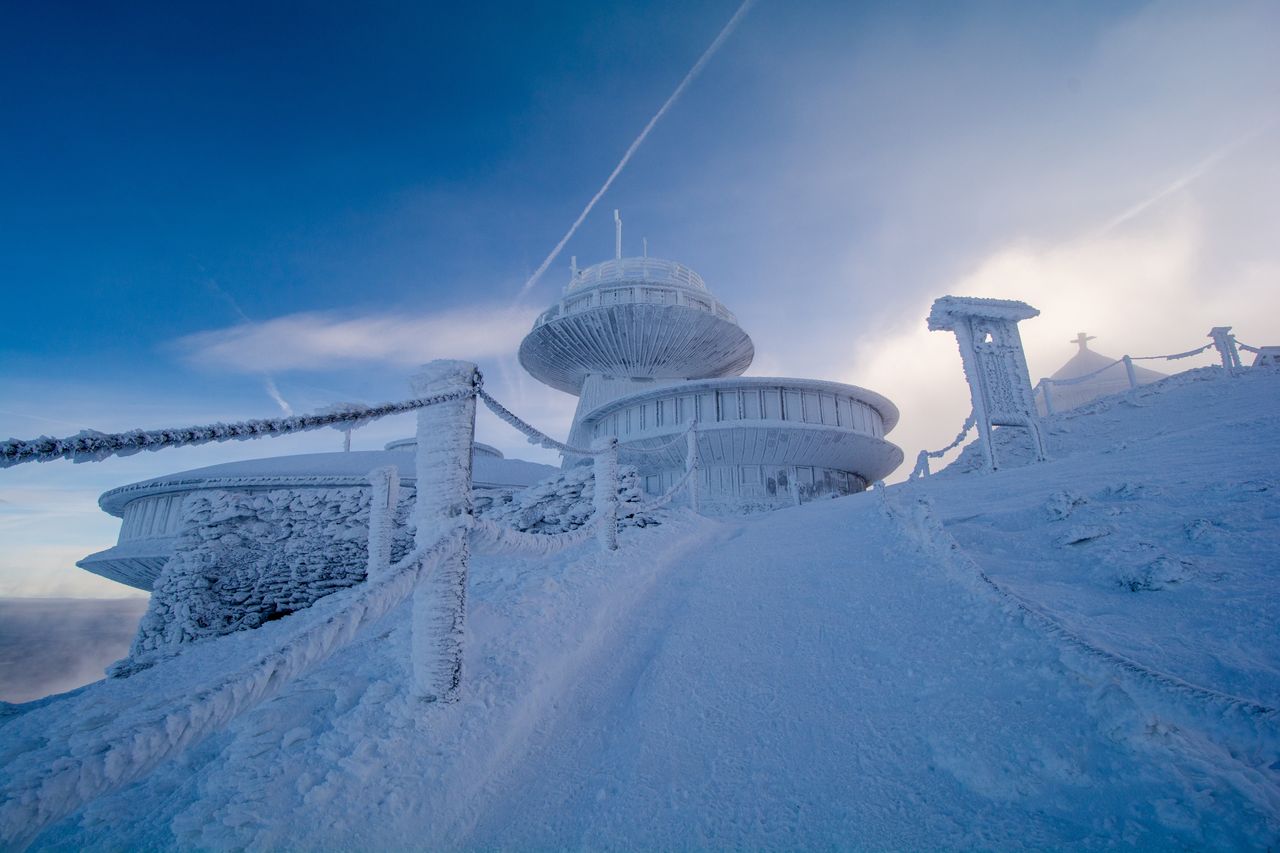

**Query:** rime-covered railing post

left=1122, top=355, right=1138, bottom=390
left=686, top=422, right=701, bottom=514
left=1208, top=326, right=1242, bottom=370
left=365, top=466, right=399, bottom=578
left=592, top=436, right=619, bottom=552
left=408, top=360, right=479, bottom=702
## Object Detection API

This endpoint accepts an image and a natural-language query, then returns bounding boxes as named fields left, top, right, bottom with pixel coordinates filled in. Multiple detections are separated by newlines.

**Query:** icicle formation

left=0, top=389, right=475, bottom=468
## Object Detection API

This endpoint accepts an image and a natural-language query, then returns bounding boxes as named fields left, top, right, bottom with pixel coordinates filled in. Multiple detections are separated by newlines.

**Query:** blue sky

left=2, top=0, right=1278, bottom=597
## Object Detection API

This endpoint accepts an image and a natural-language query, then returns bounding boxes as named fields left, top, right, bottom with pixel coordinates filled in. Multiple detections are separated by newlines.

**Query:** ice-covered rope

left=1038, top=358, right=1126, bottom=389
left=477, top=388, right=607, bottom=457
left=909, top=412, right=977, bottom=480
left=635, top=464, right=697, bottom=513
left=0, top=388, right=475, bottom=468
left=469, top=515, right=602, bottom=557
left=1236, top=341, right=1263, bottom=354
left=0, top=524, right=467, bottom=849
left=1130, top=342, right=1213, bottom=361
left=1037, top=342, right=1217, bottom=392
left=619, top=421, right=697, bottom=455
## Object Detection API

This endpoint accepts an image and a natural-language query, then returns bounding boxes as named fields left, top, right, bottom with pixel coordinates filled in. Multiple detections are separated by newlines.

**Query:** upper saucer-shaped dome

left=520, top=256, right=754, bottom=395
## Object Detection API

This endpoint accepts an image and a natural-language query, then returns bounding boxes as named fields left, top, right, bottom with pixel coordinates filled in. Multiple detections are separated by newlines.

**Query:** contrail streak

left=1097, top=119, right=1276, bottom=236
left=515, top=0, right=757, bottom=300
left=202, top=275, right=295, bottom=414
left=262, top=377, right=293, bottom=416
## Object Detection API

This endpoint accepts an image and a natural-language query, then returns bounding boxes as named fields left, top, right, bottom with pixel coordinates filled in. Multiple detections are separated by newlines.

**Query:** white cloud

left=843, top=199, right=1279, bottom=481
left=176, top=305, right=540, bottom=373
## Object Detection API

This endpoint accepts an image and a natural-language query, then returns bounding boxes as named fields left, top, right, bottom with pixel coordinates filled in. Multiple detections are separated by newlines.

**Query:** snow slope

left=5, top=368, right=1278, bottom=849
left=934, top=367, right=1280, bottom=708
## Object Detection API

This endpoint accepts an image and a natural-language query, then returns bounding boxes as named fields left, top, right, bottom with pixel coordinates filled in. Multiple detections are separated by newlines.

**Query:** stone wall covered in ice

left=128, top=487, right=415, bottom=661
left=481, top=463, right=656, bottom=534
left=122, top=466, right=658, bottom=667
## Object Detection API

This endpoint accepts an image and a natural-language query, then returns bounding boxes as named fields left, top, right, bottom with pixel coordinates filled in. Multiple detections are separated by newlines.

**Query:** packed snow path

left=452, top=498, right=1275, bottom=849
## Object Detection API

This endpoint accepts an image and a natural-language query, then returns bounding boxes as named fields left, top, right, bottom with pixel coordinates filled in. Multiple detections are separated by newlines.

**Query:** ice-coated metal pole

left=593, top=436, right=619, bottom=552
left=1122, top=356, right=1138, bottom=389
left=1040, top=380, right=1056, bottom=416
left=408, top=360, right=478, bottom=703
left=686, top=422, right=701, bottom=514
left=365, top=465, right=399, bottom=579
left=1208, top=326, right=1242, bottom=370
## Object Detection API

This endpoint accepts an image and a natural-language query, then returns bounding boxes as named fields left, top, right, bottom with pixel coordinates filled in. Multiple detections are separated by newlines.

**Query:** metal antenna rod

left=614, top=209, right=622, bottom=260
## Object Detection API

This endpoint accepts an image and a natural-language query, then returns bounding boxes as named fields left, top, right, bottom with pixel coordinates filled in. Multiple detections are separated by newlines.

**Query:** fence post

left=1122, top=355, right=1138, bottom=389
left=593, top=436, right=619, bottom=552
left=365, top=465, right=399, bottom=579
left=408, top=360, right=478, bottom=703
left=686, top=422, right=701, bottom=514
left=913, top=450, right=931, bottom=479
left=1040, top=380, right=1056, bottom=416
left=1208, top=326, right=1242, bottom=370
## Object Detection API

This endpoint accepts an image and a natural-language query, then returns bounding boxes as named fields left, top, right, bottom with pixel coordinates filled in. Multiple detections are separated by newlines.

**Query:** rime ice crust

left=78, top=449, right=556, bottom=591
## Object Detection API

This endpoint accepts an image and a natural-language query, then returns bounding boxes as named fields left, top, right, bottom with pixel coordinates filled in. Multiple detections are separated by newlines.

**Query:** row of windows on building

left=642, top=464, right=866, bottom=501
left=593, top=387, right=885, bottom=441
left=119, top=494, right=185, bottom=542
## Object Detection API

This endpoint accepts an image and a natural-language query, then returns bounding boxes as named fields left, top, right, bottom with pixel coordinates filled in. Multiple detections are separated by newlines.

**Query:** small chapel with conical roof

left=1038, top=332, right=1167, bottom=413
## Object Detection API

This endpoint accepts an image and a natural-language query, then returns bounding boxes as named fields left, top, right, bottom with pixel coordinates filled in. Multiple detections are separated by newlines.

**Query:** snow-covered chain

left=0, top=525, right=467, bottom=850
left=910, top=412, right=977, bottom=480
left=0, top=388, right=475, bottom=468
left=1130, top=343, right=1213, bottom=362
left=1034, top=343, right=1217, bottom=394
left=477, top=389, right=608, bottom=457
left=1039, top=359, right=1126, bottom=389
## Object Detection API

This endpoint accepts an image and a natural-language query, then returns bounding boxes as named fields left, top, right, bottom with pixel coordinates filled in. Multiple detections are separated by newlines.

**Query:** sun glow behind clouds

left=847, top=198, right=1279, bottom=481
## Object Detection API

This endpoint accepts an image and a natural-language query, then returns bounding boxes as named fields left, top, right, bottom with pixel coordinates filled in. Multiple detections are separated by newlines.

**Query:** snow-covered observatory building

left=519, top=246, right=903, bottom=513
left=78, top=442, right=555, bottom=591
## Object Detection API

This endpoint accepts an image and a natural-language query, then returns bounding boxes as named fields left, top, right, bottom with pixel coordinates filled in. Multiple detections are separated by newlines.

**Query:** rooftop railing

left=567, top=257, right=706, bottom=292
left=533, top=281, right=738, bottom=328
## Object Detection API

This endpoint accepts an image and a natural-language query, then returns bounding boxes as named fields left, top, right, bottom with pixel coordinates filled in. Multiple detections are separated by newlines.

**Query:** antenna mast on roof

left=614, top=209, right=622, bottom=259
